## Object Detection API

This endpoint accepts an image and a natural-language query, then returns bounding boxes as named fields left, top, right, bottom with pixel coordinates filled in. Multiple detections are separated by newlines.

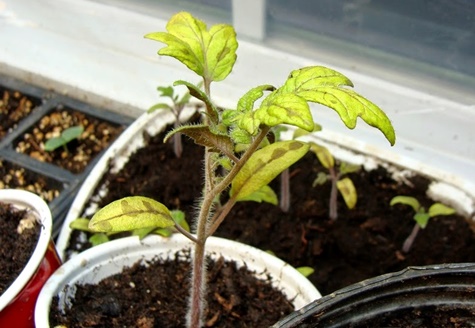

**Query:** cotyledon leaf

left=89, top=196, right=174, bottom=232
left=230, top=140, right=309, bottom=201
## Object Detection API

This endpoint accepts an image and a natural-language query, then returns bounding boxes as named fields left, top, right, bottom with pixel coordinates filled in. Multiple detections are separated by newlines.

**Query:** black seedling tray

left=0, top=74, right=134, bottom=237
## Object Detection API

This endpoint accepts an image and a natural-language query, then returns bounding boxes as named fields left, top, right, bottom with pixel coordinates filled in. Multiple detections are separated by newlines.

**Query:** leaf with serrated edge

left=231, top=141, right=309, bottom=201
left=255, top=92, right=314, bottom=132
left=89, top=196, right=174, bottom=232
left=144, top=12, right=237, bottom=82
left=281, top=66, right=395, bottom=145
left=336, top=177, right=357, bottom=209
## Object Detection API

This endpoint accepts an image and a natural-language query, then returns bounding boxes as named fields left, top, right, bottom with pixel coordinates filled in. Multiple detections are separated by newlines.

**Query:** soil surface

left=0, top=201, right=41, bottom=296
left=0, top=159, right=62, bottom=202
left=0, top=87, right=42, bottom=140
left=14, top=107, right=124, bottom=174
left=50, top=251, right=294, bottom=327
left=66, top=123, right=475, bottom=296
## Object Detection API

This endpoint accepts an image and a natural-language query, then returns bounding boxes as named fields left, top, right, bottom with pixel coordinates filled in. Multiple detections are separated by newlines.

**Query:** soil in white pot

left=49, top=251, right=294, bottom=327
left=0, top=201, right=40, bottom=296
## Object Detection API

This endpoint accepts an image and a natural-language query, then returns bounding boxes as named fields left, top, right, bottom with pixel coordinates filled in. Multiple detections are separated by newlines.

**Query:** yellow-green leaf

left=235, top=185, right=278, bottom=205
left=336, top=177, right=357, bottom=209
left=144, top=12, right=238, bottom=82
left=390, top=196, right=421, bottom=213
left=69, top=218, right=92, bottom=232
left=296, top=266, right=315, bottom=277
left=281, top=66, right=395, bottom=145
left=230, top=141, right=309, bottom=201
left=309, top=142, right=334, bottom=169
left=256, top=92, right=314, bottom=132
left=89, top=196, right=174, bottom=232
left=428, top=203, right=455, bottom=217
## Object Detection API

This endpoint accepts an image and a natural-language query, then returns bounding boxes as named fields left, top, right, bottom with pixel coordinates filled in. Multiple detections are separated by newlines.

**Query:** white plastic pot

left=0, top=189, right=61, bottom=328
left=35, top=233, right=321, bottom=327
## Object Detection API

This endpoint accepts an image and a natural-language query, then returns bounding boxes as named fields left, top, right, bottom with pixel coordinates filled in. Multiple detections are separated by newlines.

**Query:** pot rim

left=0, top=189, right=52, bottom=311
left=272, top=262, right=475, bottom=327
left=36, top=234, right=321, bottom=326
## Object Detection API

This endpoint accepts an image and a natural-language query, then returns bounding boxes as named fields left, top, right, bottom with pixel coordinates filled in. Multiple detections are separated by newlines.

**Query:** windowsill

left=1, top=0, right=474, bottom=198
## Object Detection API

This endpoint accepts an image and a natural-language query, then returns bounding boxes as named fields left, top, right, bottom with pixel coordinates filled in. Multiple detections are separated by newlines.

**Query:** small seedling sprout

left=148, top=86, right=194, bottom=158
left=310, top=142, right=360, bottom=220
left=390, top=196, right=456, bottom=253
left=87, top=12, right=395, bottom=328
left=44, top=125, right=84, bottom=152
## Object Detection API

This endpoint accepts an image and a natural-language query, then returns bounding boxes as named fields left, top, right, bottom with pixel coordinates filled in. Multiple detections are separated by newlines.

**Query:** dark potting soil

left=0, top=201, right=41, bottom=296
left=50, top=252, right=294, bottom=328
left=66, top=125, right=475, bottom=296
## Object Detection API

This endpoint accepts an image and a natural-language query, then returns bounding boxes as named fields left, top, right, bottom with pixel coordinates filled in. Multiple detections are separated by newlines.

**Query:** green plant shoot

left=390, top=196, right=456, bottom=253
left=149, top=85, right=193, bottom=158
left=89, top=12, right=395, bottom=328
left=310, top=142, right=359, bottom=220
left=44, top=125, right=84, bottom=152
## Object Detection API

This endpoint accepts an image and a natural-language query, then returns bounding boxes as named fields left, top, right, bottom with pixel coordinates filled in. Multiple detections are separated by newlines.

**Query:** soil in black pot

left=0, top=86, right=42, bottom=141
left=0, top=201, right=41, bottom=296
left=14, top=106, right=125, bottom=174
left=66, top=123, right=475, bottom=296
left=50, top=251, right=294, bottom=328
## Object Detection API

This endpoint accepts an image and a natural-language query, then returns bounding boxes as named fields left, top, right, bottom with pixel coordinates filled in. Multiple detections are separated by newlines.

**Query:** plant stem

left=280, top=168, right=291, bottom=213
left=187, top=126, right=270, bottom=328
left=402, top=223, right=420, bottom=253
left=329, top=167, right=339, bottom=221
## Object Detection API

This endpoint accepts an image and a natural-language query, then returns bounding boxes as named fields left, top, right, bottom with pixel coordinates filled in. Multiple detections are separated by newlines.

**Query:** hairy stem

left=187, top=126, right=270, bottom=328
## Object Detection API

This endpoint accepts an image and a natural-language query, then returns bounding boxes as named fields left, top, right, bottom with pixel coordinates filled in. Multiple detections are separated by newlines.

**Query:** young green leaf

left=69, top=218, right=93, bottom=232
left=234, top=185, right=278, bottom=205
left=296, top=266, right=315, bottom=278
left=428, top=203, right=456, bottom=217
left=336, top=177, right=357, bottom=209
left=230, top=140, right=309, bottom=201
left=255, top=92, right=315, bottom=132
left=44, top=125, right=84, bottom=151
left=390, top=196, right=421, bottom=213
left=413, top=212, right=431, bottom=229
left=281, top=66, right=396, bottom=145
left=89, top=196, right=174, bottom=232
left=144, top=12, right=238, bottom=83
left=89, top=233, right=109, bottom=246
left=309, top=142, right=334, bottom=169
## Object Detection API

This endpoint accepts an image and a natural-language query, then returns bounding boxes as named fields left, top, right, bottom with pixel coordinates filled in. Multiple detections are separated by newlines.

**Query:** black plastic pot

left=273, top=263, right=475, bottom=327
left=0, top=74, right=133, bottom=237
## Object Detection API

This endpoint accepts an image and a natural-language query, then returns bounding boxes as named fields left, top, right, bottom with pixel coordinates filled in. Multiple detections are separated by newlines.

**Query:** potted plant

left=0, top=189, right=62, bottom=328
left=39, top=11, right=395, bottom=327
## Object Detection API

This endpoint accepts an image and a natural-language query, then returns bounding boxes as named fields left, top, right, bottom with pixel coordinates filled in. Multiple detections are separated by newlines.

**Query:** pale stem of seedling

left=402, top=223, right=420, bottom=253
left=329, top=167, right=340, bottom=221
left=280, top=168, right=291, bottom=213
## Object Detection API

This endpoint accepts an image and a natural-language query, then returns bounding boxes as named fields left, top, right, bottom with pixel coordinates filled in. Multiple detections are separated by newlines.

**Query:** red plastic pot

left=0, top=190, right=61, bottom=328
